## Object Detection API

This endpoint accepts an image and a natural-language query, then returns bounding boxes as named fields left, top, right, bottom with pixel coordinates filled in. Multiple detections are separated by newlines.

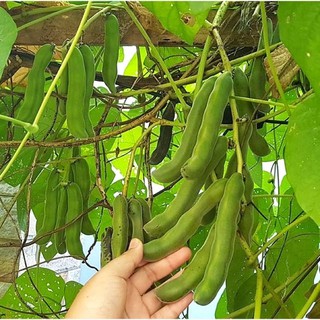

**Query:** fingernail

left=129, top=238, right=140, bottom=249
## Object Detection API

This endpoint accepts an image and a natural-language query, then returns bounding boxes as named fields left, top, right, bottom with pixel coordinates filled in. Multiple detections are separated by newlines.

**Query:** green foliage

left=0, top=268, right=65, bottom=318
left=279, top=2, right=320, bottom=96
left=141, top=1, right=214, bottom=45
left=0, top=7, right=17, bottom=78
left=0, top=1, right=320, bottom=318
left=285, top=94, right=320, bottom=224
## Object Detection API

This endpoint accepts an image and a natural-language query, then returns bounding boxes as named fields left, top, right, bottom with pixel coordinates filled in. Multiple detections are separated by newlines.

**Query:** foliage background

left=0, top=1, right=319, bottom=318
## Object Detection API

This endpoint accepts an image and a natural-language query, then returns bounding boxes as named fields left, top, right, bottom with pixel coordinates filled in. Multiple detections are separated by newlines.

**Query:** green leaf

left=0, top=267, right=65, bottom=318
left=215, top=290, right=228, bottom=318
left=284, top=94, right=320, bottom=225
left=124, top=47, right=146, bottom=76
left=151, top=190, right=175, bottom=217
left=278, top=2, right=320, bottom=96
left=226, top=239, right=254, bottom=313
left=233, top=273, right=256, bottom=318
left=265, top=189, right=319, bottom=317
left=189, top=224, right=210, bottom=255
left=90, top=103, right=121, bottom=151
left=144, top=47, right=199, bottom=71
left=247, top=152, right=262, bottom=187
left=17, top=188, right=28, bottom=231
left=261, top=170, right=275, bottom=195
left=0, top=7, right=17, bottom=78
left=141, top=1, right=212, bottom=45
left=1, top=148, right=37, bottom=187
left=106, top=178, right=147, bottom=200
left=64, top=281, right=83, bottom=309
left=252, top=188, right=275, bottom=246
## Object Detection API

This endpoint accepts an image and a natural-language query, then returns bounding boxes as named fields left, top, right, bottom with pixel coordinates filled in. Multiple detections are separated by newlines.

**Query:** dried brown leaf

left=264, top=44, right=300, bottom=98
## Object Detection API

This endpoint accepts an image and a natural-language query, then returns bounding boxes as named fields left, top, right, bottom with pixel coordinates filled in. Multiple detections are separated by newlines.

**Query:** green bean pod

left=53, top=185, right=68, bottom=254
left=128, top=198, right=144, bottom=242
left=144, top=136, right=228, bottom=238
left=111, top=194, right=129, bottom=258
left=248, top=126, right=271, bottom=157
left=152, top=76, right=217, bottom=183
left=79, top=44, right=95, bottom=137
left=215, top=153, right=226, bottom=179
left=102, top=14, right=120, bottom=93
left=136, top=198, right=152, bottom=242
left=234, top=67, right=255, bottom=119
left=233, top=67, right=270, bottom=157
left=65, top=182, right=85, bottom=259
left=194, top=172, right=244, bottom=305
left=36, top=169, right=60, bottom=245
left=238, top=166, right=255, bottom=245
left=58, top=47, right=68, bottom=116
left=200, top=206, right=217, bottom=226
left=71, top=158, right=95, bottom=235
left=17, top=44, right=55, bottom=123
left=155, top=222, right=216, bottom=302
left=100, top=227, right=113, bottom=268
left=149, top=101, right=175, bottom=165
left=143, top=178, right=227, bottom=262
left=181, top=72, right=233, bottom=180
left=66, top=46, right=88, bottom=138
left=201, top=151, right=228, bottom=226
left=248, top=18, right=273, bottom=113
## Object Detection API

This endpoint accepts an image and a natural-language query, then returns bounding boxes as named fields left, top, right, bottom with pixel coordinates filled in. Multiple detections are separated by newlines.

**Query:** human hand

left=66, top=238, right=193, bottom=318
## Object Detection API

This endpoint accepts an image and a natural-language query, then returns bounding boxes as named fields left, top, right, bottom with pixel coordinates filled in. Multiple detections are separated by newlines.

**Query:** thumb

left=104, top=238, right=144, bottom=279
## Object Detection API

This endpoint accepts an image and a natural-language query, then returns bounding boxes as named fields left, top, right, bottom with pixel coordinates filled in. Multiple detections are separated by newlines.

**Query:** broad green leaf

left=263, top=108, right=289, bottom=163
left=261, top=170, right=275, bottom=195
left=141, top=1, right=213, bottom=45
left=0, top=267, right=65, bottom=318
left=0, top=7, right=17, bottom=78
left=279, top=175, right=291, bottom=197
left=90, top=103, right=121, bottom=151
left=278, top=2, right=320, bottom=96
left=189, top=224, right=210, bottom=255
left=247, top=152, right=262, bottom=187
left=215, top=290, right=228, bottom=318
left=262, top=276, right=296, bottom=318
left=152, top=190, right=175, bottom=217
left=284, top=94, right=320, bottom=224
left=17, top=188, right=27, bottom=231
left=233, top=273, right=256, bottom=318
left=144, top=47, right=199, bottom=71
left=87, top=152, right=115, bottom=193
left=64, top=281, right=83, bottom=309
left=112, top=127, right=142, bottom=177
left=1, top=148, right=37, bottom=187
left=252, top=188, right=275, bottom=246
left=6, top=2, right=23, bottom=9
left=265, top=189, right=319, bottom=317
left=124, top=47, right=145, bottom=76
left=106, top=178, right=147, bottom=200
left=226, top=239, right=254, bottom=313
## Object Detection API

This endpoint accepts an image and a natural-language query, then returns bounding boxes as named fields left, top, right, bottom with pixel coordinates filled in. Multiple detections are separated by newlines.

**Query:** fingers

left=131, top=246, right=192, bottom=295
left=151, top=292, right=194, bottom=319
left=141, top=270, right=184, bottom=315
left=100, top=238, right=144, bottom=279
